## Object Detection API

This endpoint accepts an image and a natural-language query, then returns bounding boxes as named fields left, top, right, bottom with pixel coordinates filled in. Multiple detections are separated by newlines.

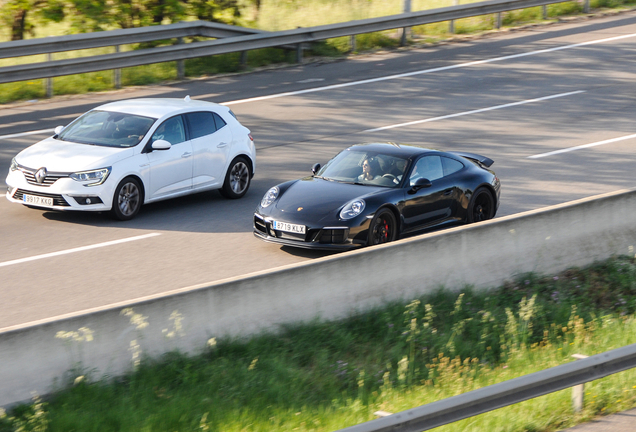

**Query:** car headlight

left=260, top=186, right=279, bottom=208
left=70, top=167, right=111, bottom=186
left=10, top=158, right=18, bottom=171
left=340, top=199, right=365, bottom=220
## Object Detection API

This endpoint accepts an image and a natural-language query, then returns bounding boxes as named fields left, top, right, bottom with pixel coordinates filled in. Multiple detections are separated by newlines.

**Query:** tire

left=220, top=157, right=251, bottom=199
left=467, top=187, right=495, bottom=223
left=367, top=208, right=397, bottom=246
left=110, top=177, right=142, bottom=221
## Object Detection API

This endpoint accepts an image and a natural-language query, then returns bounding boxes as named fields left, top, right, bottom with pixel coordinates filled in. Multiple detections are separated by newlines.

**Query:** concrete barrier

left=2, top=188, right=636, bottom=408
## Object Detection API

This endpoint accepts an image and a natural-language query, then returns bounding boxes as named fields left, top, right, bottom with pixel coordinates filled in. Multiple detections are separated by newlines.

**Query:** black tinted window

left=185, top=112, right=216, bottom=139
left=441, top=157, right=464, bottom=176
left=213, top=113, right=227, bottom=130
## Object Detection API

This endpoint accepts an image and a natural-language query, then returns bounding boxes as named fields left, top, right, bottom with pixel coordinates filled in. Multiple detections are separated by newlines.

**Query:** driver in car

left=357, top=158, right=381, bottom=182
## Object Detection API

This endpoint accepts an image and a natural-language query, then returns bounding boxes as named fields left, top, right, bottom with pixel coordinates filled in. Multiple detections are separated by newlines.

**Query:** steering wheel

left=382, top=173, right=397, bottom=181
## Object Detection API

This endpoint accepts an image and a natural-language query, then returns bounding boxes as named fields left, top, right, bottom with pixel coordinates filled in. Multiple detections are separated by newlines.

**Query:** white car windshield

left=57, top=110, right=156, bottom=148
left=317, top=150, right=408, bottom=188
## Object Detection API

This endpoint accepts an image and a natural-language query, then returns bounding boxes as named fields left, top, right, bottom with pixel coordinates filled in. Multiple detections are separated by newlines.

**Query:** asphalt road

left=1, top=12, right=636, bottom=329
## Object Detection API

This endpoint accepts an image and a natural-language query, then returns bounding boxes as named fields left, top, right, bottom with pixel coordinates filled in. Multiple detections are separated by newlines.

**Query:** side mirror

left=54, top=125, right=64, bottom=136
left=408, top=178, right=432, bottom=194
left=311, top=163, right=321, bottom=175
left=151, top=139, right=171, bottom=151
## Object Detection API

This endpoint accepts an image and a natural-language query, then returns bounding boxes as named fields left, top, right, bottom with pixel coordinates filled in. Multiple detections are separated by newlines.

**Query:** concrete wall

left=2, top=189, right=636, bottom=408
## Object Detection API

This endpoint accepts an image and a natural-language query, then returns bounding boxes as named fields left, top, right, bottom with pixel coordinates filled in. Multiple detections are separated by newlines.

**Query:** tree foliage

left=1, top=0, right=244, bottom=40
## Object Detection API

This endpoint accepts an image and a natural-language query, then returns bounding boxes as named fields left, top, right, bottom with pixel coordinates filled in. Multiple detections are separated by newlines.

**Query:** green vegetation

left=3, top=255, right=636, bottom=431
left=2, top=0, right=636, bottom=104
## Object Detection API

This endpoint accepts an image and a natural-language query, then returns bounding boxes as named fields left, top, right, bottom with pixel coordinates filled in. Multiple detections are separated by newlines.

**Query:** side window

left=151, top=115, right=185, bottom=145
left=213, top=113, right=227, bottom=130
left=185, top=112, right=217, bottom=139
left=409, top=156, right=444, bottom=186
left=441, top=157, right=464, bottom=176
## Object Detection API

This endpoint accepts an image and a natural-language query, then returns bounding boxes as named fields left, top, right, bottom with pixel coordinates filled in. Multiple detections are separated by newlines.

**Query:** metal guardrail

left=336, top=343, right=636, bottom=432
left=0, top=21, right=263, bottom=60
left=0, top=0, right=572, bottom=85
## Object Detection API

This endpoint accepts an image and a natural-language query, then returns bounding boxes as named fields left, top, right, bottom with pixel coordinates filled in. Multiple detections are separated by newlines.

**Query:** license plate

left=272, top=220, right=305, bottom=234
left=23, top=194, right=53, bottom=206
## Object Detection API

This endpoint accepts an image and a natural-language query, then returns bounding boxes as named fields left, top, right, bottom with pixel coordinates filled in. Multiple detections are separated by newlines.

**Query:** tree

left=188, top=0, right=241, bottom=25
left=1, top=0, right=47, bottom=40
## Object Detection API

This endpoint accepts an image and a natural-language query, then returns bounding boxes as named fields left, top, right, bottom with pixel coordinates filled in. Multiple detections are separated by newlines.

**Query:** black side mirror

left=408, top=178, right=432, bottom=194
left=311, top=163, right=321, bottom=175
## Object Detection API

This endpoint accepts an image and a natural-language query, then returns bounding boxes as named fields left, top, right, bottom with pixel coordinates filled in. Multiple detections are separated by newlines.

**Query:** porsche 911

left=253, top=142, right=500, bottom=250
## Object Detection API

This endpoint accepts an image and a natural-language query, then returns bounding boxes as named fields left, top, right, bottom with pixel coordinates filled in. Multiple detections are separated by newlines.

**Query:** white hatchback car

left=6, top=97, right=256, bottom=220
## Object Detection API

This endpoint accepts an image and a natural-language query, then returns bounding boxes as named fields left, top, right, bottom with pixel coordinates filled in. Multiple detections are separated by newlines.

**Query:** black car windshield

left=317, top=149, right=408, bottom=188
left=56, top=110, right=156, bottom=148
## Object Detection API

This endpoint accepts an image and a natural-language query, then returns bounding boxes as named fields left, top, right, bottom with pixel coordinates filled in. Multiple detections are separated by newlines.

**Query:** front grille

left=254, top=215, right=267, bottom=233
left=18, top=166, right=69, bottom=187
left=319, top=228, right=349, bottom=244
left=13, top=189, right=70, bottom=206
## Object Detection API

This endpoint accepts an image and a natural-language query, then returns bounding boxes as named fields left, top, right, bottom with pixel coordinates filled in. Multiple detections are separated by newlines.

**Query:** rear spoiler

left=449, top=151, right=494, bottom=168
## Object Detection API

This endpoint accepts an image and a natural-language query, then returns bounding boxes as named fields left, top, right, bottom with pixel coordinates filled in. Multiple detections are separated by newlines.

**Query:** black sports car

left=253, top=142, right=500, bottom=250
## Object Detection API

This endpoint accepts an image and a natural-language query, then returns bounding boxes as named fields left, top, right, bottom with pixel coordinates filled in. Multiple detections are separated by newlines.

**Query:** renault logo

left=35, top=167, right=47, bottom=184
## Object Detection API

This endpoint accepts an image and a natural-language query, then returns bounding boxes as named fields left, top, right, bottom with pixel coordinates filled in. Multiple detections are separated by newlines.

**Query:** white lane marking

left=364, top=90, right=585, bottom=132
left=528, top=133, right=636, bottom=159
left=5, top=32, right=636, bottom=139
left=223, top=33, right=636, bottom=106
left=297, top=78, right=325, bottom=83
left=0, top=128, right=54, bottom=141
left=0, top=233, right=161, bottom=268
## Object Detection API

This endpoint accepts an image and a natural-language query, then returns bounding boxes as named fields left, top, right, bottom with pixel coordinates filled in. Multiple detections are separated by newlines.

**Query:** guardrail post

left=496, top=12, right=502, bottom=29
left=176, top=37, right=185, bottom=80
left=296, top=43, right=303, bottom=63
left=584, top=0, right=590, bottom=13
left=350, top=35, right=356, bottom=53
left=114, top=45, right=122, bottom=89
left=400, top=0, right=411, bottom=46
left=449, top=0, right=459, bottom=34
left=542, top=5, right=548, bottom=19
left=572, top=354, right=589, bottom=412
left=240, top=51, right=248, bottom=69
left=45, top=53, right=53, bottom=98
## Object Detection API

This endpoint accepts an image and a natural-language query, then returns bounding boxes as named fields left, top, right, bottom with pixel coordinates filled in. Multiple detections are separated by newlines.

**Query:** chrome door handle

left=181, top=152, right=192, bottom=158
left=217, top=142, right=228, bottom=148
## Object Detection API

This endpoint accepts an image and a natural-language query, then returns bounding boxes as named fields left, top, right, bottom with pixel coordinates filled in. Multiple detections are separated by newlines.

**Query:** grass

left=3, top=255, right=636, bottom=431
left=2, top=0, right=636, bottom=104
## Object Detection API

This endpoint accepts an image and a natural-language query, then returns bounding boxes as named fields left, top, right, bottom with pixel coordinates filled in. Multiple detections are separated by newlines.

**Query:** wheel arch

left=374, top=203, right=402, bottom=239
left=230, top=153, right=255, bottom=178
left=478, top=183, right=498, bottom=213
left=116, top=174, right=146, bottom=206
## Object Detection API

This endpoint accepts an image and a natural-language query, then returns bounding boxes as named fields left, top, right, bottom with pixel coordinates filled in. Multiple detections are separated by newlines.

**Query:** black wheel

left=467, top=187, right=494, bottom=223
left=220, top=157, right=251, bottom=199
left=367, top=208, right=397, bottom=246
left=110, top=177, right=142, bottom=221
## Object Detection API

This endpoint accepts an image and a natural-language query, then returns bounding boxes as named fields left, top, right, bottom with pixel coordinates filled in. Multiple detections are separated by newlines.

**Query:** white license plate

left=272, top=220, right=306, bottom=234
left=23, top=194, right=53, bottom=206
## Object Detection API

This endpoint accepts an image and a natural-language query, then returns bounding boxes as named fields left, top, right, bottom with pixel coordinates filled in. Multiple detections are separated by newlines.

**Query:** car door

left=185, top=111, right=233, bottom=190
left=401, top=155, right=457, bottom=233
left=145, top=115, right=193, bottom=199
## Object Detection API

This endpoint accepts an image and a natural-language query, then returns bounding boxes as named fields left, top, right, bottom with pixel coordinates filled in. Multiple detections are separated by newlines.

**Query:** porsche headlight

left=340, top=199, right=365, bottom=220
left=261, top=186, right=279, bottom=208
left=70, top=167, right=111, bottom=186
left=10, top=158, right=18, bottom=171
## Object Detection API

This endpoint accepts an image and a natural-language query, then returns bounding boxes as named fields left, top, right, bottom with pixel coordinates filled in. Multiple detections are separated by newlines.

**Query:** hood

left=275, top=177, right=385, bottom=220
left=16, top=137, right=134, bottom=172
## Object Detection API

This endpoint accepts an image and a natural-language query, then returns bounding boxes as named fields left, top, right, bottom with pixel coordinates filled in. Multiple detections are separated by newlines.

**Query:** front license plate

left=272, top=220, right=306, bottom=234
left=23, top=194, right=53, bottom=206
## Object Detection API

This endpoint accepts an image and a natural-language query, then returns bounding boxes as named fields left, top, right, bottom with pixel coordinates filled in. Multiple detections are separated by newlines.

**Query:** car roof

left=349, top=142, right=442, bottom=159
left=95, top=98, right=227, bottom=119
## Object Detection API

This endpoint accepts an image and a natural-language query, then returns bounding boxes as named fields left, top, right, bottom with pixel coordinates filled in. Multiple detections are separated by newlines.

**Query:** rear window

left=185, top=112, right=216, bottom=139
